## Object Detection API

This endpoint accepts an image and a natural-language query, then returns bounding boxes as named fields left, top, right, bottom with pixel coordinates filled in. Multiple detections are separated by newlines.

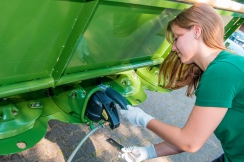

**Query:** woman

left=119, top=3, right=244, bottom=162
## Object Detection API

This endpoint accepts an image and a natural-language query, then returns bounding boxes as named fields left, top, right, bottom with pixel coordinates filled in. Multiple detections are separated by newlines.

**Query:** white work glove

left=120, top=105, right=154, bottom=128
left=118, top=145, right=157, bottom=162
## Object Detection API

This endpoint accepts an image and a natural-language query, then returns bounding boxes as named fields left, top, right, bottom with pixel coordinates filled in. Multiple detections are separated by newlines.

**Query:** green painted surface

left=0, top=0, right=243, bottom=155
left=137, top=67, right=171, bottom=93
left=52, top=0, right=96, bottom=83
left=100, top=70, right=147, bottom=104
left=0, top=0, right=83, bottom=86
left=65, top=2, right=181, bottom=73
left=0, top=100, right=42, bottom=139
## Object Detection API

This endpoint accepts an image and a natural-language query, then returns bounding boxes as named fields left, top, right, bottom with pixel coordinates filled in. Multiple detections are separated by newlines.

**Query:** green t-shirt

left=195, top=50, right=244, bottom=162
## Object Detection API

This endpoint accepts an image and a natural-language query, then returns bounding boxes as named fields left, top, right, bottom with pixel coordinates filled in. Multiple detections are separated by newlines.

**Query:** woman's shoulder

left=209, top=50, right=244, bottom=72
left=216, top=50, right=244, bottom=60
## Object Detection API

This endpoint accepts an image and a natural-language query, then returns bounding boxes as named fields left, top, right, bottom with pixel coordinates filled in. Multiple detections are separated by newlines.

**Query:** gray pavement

left=0, top=88, right=224, bottom=162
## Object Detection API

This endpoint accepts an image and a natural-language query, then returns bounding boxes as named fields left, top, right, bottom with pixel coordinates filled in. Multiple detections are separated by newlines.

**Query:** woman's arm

left=154, top=141, right=183, bottom=156
left=147, top=106, right=227, bottom=153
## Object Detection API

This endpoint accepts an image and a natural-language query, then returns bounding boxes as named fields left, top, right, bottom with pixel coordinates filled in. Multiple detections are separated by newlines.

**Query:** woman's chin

left=180, top=58, right=192, bottom=64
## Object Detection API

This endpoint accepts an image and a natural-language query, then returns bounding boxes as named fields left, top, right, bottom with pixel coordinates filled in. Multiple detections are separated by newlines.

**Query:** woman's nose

left=172, top=43, right=176, bottom=51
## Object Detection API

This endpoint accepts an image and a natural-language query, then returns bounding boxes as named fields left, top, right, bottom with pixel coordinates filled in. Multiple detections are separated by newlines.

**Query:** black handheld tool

left=105, top=87, right=128, bottom=110
left=86, top=91, right=120, bottom=129
left=106, top=138, right=124, bottom=151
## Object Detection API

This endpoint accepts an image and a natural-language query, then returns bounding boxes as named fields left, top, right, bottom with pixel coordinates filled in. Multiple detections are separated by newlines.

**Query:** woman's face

left=171, top=25, right=198, bottom=64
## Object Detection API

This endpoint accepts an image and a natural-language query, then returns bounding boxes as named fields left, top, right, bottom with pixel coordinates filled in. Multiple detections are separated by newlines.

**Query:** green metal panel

left=0, top=0, right=184, bottom=98
left=64, top=1, right=182, bottom=74
left=0, top=77, right=54, bottom=98
left=102, top=0, right=189, bottom=10
left=52, top=0, right=98, bottom=83
left=57, top=58, right=163, bottom=86
left=0, top=0, right=243, bottom=92
left=0, top=0, right=84, bottom=85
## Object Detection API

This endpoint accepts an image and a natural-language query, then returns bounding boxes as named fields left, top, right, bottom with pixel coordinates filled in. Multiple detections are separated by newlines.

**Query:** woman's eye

left=174, top=37, right=178, bottom=42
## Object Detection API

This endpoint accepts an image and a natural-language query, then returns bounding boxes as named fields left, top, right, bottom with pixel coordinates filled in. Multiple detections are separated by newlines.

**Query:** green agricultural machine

left=0, top=0, right=244, bottom=156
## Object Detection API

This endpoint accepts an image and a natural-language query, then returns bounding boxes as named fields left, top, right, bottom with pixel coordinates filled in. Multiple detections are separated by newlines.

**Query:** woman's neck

left=194, top=47, right=222, bottom=71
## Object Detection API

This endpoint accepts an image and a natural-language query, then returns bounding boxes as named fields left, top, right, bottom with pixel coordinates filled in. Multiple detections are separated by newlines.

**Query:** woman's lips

left=177, top=52, right=181, bottom=57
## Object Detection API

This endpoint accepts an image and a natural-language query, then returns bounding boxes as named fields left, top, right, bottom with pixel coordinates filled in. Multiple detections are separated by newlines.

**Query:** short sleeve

left=195, top=62, right=241, bottom=108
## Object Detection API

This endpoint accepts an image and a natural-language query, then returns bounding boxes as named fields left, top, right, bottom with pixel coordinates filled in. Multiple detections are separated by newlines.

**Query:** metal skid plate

left=0, top=99, right=43, bottom=140
left=0, top=90, right=69, bottom=155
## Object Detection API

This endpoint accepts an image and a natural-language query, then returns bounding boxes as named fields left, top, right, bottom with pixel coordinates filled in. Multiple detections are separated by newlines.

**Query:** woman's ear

left=193, top=25, right=202, bottom=39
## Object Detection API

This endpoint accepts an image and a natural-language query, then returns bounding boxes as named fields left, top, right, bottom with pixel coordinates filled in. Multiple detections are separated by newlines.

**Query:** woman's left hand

left=118, top=145, right=157, bottom=162
left=120, top=105, right=154, bottom=128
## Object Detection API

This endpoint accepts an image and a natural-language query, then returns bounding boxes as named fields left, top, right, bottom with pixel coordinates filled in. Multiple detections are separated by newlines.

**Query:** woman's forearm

left=147, top=106, right=227, bottom=153
left=147, top=119, right=189, bottom=151
left=154, top=142, right=183, bottom=157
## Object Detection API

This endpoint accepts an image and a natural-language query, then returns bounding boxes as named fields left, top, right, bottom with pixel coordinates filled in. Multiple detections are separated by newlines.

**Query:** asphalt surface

left=0, top=88, right=224, bottom=162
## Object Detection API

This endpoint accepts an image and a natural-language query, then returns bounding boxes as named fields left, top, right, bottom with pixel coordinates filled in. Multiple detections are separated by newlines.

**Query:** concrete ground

left=0, top=88, right=224, bottom=162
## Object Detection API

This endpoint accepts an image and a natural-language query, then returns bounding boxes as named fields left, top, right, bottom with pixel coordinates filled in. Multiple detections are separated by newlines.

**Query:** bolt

left=35, top=102, right=41, bottom=107
left=82, top=90, right=86, bottom=96
left=132, top=75, right=138, bottom=79
left=12, top=110, right=18, bottom=116
left=72, top=92, right=77, bottom=98
left=121, top=81, right=125, bottom=85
